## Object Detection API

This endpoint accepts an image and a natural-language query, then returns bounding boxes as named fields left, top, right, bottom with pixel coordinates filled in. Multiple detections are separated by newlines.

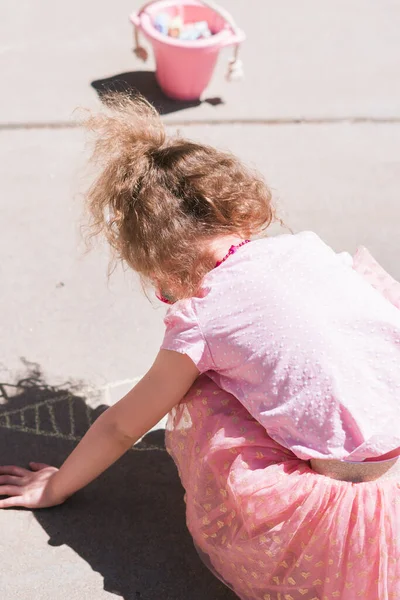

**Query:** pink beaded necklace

left=157, top=239, right=251, bottom=305
left=215, top=239, right=251, bottom=268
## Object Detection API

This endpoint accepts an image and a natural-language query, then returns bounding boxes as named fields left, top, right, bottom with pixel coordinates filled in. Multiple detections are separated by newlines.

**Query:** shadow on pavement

left=0, top=363, right=235, bottom=600
left=91, top=70, right=224, bottom=116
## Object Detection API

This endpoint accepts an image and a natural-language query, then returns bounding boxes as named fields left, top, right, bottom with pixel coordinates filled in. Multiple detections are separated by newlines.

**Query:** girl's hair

left=84, top=94, right=277, bottom=299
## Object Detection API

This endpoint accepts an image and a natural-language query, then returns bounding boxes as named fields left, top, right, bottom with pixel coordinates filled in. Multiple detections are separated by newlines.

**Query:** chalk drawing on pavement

left=0, top=393, right=165, bottom=451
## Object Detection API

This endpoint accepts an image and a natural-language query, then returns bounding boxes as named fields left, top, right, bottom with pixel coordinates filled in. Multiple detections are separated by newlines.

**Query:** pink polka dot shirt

left=162, top=232, right=400, bottom=461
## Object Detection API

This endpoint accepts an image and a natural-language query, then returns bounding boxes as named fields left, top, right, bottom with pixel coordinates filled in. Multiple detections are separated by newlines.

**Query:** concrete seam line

left=1, top=116, right=400, bottom=131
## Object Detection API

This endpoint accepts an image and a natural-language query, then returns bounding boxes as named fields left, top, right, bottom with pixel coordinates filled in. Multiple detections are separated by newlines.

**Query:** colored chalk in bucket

left=153, top=12, right=170, bottom=35
left=154, top=12, right=212, bottom=40
left=181, top=21, right=212, bottom=40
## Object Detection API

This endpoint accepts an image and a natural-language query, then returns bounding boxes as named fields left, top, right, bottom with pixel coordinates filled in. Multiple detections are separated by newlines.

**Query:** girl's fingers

left=0, top=485, right=22, bottom=497
left=0, top=475, right=22, bottom=486
left=0, top=496, right=25, bottom=509
left=0, top=465, right=28, bottom=477
left=29, top=462, right=50, bottom=471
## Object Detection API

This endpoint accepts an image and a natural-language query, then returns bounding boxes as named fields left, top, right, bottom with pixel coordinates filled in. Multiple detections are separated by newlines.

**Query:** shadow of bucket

left=130, top=0, right=245, bottom=101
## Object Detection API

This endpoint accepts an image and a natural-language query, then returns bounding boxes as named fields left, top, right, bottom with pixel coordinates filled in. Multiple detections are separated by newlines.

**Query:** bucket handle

left=131, top=0, right=244, bottom=81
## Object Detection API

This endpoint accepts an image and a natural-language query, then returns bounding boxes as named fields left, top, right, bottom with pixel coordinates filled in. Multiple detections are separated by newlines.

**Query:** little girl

left=1, top=96, right=400, bottom=600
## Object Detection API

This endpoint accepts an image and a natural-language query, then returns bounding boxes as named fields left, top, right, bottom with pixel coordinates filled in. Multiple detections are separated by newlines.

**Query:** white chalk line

left=0, top=393, right=166, bottom=452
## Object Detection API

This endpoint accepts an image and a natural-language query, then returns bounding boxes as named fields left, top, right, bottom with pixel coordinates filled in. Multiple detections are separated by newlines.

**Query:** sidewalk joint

left=1, top=116, right=400, bottom=131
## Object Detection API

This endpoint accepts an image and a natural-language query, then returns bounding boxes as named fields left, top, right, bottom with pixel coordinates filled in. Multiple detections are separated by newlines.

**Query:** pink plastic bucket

left=130, top=0, right=245, bottom=100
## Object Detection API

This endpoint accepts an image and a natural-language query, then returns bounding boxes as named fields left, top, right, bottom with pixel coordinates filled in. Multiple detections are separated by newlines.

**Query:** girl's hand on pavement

left=0, top=462, right=66, bottom=509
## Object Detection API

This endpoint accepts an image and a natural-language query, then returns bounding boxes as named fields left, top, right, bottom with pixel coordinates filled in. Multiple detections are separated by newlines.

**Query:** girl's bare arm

left=0, top=350, right=198, bottom=509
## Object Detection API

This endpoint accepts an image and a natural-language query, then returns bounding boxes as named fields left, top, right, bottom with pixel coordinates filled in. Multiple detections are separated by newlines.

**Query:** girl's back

left=163, top=231, right=400, bottom=462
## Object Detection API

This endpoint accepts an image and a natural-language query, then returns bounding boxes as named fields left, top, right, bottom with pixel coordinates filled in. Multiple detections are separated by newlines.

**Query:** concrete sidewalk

left=1, top=1, right=400, bottom=599
left=1, top=0, right=400, bottom=125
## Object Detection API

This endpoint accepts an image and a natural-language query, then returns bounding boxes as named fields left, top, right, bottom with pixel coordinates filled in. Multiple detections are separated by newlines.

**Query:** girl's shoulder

left=231, top=230, right=328, bottom=259
left=205, top=230, right=332, bottom=277
left=165, top=231, right=331, bottom=317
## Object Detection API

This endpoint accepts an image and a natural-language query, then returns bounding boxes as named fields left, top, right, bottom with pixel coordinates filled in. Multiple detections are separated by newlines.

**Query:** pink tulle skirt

left=165, top=248, right=400, bottom=600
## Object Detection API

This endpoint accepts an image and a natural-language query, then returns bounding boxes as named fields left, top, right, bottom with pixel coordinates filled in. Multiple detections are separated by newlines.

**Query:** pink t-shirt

left=162, top=232, right=400, bottom=461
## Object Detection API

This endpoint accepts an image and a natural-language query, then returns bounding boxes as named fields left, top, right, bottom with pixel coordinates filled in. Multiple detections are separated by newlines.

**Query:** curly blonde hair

left=84, top=94, right=277, bottom=299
